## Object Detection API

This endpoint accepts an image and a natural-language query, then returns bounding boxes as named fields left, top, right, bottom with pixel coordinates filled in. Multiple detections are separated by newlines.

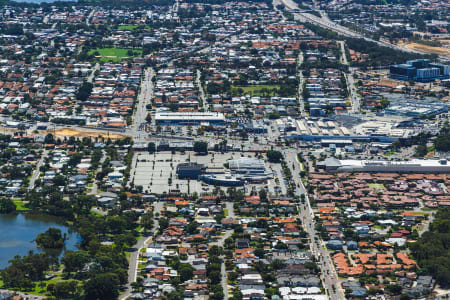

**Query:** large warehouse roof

left=155, top=112, right=225, bottom=122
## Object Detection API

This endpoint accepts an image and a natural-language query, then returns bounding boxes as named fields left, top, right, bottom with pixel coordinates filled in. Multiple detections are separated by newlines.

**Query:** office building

left=390, top=59, right=450, bottom=82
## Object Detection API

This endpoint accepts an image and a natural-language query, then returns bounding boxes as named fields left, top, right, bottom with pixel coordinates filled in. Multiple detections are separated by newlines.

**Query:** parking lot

left=129, top=151, right=288, bottom=195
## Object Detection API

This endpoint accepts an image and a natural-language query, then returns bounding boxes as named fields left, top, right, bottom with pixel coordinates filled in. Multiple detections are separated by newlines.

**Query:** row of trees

left=410, top=208, right=450, bottom=287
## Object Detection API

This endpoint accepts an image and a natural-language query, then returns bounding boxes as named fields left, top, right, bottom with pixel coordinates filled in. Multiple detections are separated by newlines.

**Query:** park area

left=118, top=25, right=151, bottom=30
left=368, top=183, right=386, bottom=190
left=231, top=85, right=281, bottom=97
left=88, top=47, right=142, bottom=62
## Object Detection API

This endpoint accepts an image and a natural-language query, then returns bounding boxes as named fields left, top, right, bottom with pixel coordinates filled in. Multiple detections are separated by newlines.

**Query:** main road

left=132, top=68, right=154, bottom=139
left=283, top=149, right=345, bottom=300
left=297, top=52, right=306, bottom=117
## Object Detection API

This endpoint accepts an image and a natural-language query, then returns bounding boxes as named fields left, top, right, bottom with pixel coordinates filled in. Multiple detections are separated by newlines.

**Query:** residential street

left=28, top=149, right=48, bottom=190
left=120, top=201, right=162, bottom=300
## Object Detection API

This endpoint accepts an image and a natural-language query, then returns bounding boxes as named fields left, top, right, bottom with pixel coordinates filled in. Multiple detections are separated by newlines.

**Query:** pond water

left=0, top=213, right=80, bottom=269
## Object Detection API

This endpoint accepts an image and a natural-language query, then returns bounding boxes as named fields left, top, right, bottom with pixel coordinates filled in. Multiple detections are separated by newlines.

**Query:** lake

left=0, top=213, right=80, bottom=269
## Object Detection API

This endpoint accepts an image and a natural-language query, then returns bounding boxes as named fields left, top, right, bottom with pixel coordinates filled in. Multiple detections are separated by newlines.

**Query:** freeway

left=276, top=0, right=449, bottom=60
left=283, top=149, right=345, bottom=300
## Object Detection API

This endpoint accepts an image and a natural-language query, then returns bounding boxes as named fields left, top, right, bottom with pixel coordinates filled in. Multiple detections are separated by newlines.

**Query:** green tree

left=266, top=150, right=283, bottom=163
left=76, top=81, right=93, bottom=102
left=140, top=213, right=153, bottom=231
left=35, top=228, right=65, bottom=249
left=193, top=141, right=208, bottom=154
left=84, top=273, right=120, bottom=300
left=147, top=142, right=156, bottom=153
left=62, top=251, right=90, bottom=275
left=179, top=264, right=195, bottom=282
left=0, top=198, right=16, bottom=213
left=50, top=280, right=79, bottom=299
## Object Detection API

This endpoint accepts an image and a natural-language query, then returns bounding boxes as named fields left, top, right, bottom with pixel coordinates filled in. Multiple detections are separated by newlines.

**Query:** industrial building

left=318, top=157, right=450, bottom=173
left=390, top=59, right=450, bottom=82
left=154, top=112, right=225, bottom=125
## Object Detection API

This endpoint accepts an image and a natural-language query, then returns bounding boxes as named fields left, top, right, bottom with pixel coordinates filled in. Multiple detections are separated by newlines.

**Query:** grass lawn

left=368, top=183, right=386, bottom=190
left=118, top=25, right=139, bottom=30
left=231, top=85, right=282, bottom=97
left=384, top=150, right=396, bottom=156
left=90, top=208, right=103, bottom=217
left=224, top=208, right=229, bottom=217
left=118, top=25, right=151, bottom=30
left=0, top=274, right=76, bottom=297
left=13, top=200, right=29, bottom=211
left=413, top=225, right=424, bottom=231
left=89, top=48, right=142, bottom=62
left=125, top=251, right=131, bottom=263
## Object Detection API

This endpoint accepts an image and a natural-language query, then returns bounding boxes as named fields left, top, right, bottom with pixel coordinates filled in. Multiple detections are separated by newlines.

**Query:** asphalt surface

left=120, top=201, right=162, bottom=300
left=277, top=0, right=449, bottom=60
left=28, top=149, right=48, bottom=190
left=283, top=149, right=345, bottom=300
left=297, top=52, right=306, bottom=117
left=132, top=68, right=154, bottom=139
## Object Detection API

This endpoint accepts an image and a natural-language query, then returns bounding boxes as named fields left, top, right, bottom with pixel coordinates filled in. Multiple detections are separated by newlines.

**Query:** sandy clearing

left=52, top=128, right=130, bottom=140
left=404, top=42, right=450, bottom=56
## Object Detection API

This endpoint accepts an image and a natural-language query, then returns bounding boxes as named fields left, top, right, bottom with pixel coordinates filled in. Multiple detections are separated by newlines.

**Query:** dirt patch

left=52, top=128, right=129, bottom=140
left=404, top=42, right=450, bottom=56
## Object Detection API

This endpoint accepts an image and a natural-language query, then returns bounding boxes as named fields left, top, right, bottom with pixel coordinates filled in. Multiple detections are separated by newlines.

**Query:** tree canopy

left=35, top=227, right=65, bottom=249
left=410, top=208, right=450, bottom=287
left=266, top=150, right=283, bottom=163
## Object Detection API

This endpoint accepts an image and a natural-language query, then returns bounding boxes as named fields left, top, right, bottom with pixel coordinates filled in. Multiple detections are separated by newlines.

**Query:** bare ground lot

left=403, top=42, right=450, bottom=56
left=51, top=128, right=130, bottom=140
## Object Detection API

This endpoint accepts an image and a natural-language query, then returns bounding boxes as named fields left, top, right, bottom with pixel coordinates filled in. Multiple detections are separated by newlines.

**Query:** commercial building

left=176, top=162, right=205, bottom=179
left=390, top=59, right=450, bottom=82
left=319, top=157, right=450, bottom=173
left=283, top=117, right=415, bottom=143
left=154, top=112, right=225, bottom=125
left=385, top=102, right=447, bottom=117
left=199, top=173, right=244, bottom=186
left=228, top=158, right=266, bottom=174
